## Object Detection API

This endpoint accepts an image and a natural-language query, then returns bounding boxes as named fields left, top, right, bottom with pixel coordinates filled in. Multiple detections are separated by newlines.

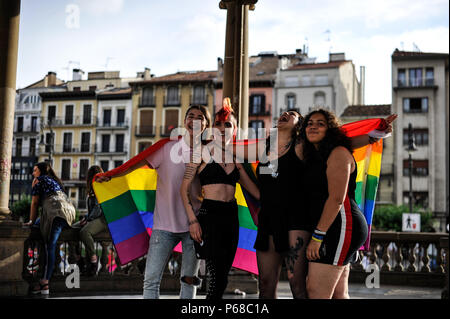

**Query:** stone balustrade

left=19, top=229, right=449, bottom=297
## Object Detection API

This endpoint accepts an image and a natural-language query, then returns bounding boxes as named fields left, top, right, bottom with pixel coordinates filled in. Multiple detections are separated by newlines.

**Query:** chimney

left=360, top=66, right=365, bottom=105
left=72, top=68, right=85, bottom=81
left=143, top=68, right=151, bottom=80
left=329, top=52, right=346, bottom=62
left=217, top=57, right=223, bottom=76
left=44, top=71, right=57, bottom=87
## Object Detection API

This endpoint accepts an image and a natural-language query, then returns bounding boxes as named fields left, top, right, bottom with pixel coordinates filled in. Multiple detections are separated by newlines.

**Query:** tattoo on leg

left=284, top=237, right=303, bottom=274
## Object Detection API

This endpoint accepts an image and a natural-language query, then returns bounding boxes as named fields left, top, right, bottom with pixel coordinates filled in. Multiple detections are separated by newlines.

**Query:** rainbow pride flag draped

left=93, top=118, right=385, bottom=274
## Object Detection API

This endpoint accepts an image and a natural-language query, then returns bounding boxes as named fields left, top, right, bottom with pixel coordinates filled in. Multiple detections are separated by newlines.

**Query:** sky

left=16, top=0, right=449, bottom=105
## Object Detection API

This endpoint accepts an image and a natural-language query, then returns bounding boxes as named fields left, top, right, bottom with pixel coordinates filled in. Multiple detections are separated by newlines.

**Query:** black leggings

left=197, top=199, right=239, bottom=299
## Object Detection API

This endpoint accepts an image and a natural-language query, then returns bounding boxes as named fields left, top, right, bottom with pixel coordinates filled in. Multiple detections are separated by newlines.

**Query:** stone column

left=0, top=0, right=21, bottom=220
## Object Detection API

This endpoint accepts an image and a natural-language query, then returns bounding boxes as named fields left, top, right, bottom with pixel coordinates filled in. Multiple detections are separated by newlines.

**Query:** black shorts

left=312, top=198, right=368, bottom=266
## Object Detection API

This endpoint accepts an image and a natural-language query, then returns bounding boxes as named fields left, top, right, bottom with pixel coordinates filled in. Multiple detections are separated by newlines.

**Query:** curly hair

left=300, top=109, right=352, bottom=163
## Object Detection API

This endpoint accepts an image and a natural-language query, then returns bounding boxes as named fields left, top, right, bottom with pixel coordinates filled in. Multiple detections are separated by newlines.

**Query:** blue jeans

left=143, top=230, right=200, bottom=299
left=43, top=217, right=68, bottom=280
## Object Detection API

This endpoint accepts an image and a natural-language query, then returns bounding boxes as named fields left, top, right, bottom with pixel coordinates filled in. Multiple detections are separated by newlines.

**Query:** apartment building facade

left=274, top=52, right=361, bottom=122
left=129, top=71, right=216, bottom=157
left=341, top=104, right=394, bottom=205
left=391, top=49, right=449, bottom=221
left=10, top=72, right=65, bottom=204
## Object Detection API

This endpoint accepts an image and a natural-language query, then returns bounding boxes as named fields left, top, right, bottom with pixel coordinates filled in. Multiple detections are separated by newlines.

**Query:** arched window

left=285, top=93, right=296, bottom=109
left=314, top=91, right=326, bottom=107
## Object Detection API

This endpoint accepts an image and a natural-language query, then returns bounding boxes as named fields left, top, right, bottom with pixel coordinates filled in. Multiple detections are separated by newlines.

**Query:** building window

left=403, top=97, right=428, bottom=113
left=408, top=68, right=423, bottom=87
left=117, top=109, right=125, bottom=126
left=315, top=75, right=328, bottom=86
left=139, top=110, right=154, bottom=135
left=15, top=138, right=22, bottom=157
left=142, top=87, right=154, bottom=106
left=47, top=105, right=56, bottom=123
left=250, top=95, right=265, bottom=115
left=29, top=138, right=36, bottom=156
left=89, top=86, right=97, bottom=91
left=81, top=132, right=90, bottom=152
left=63, top=132, right=72, bottom=152
left=285, top=76, right=299, bottom=87
left=115, top=134, right=124, bottom=152
left=138, top=141, right=153, bottom=153
left=101, top=135, right=110, bottom=153
left=31, top=116, right=38, bottom=132
left=193, top=85, right=206, bottom=105
left=166, top=86, right=179, bottom=105
left=249, top=120, right=264, bottom=138
left=163, top=109, right=179, bottom=136
left=103, top=109, right=111, bottom=127
left=403, top=159, right=429, bottom=176
left=83, top=105, right=92, bottom=124
left=403, top=191, right=428, bottom=208
left=65, top=105, right=74, bottom=125
left=403, top=129, right=428, bottom=146
left=100, top=161, right=109, bottom=173
left=425, top=68, right=434, bottom=86
left=314, top=91, right=326, bottom=107
left=286, top=93, right=296, bottom=109
left=61, top=159, right=71, bottom=180
left=398, top=69, right=406, bottom=87
left=114, top=160, right=123, bottom=168
left=79, top=159, right=89, bottom=180
left=302, top=75, right=311, bottom=86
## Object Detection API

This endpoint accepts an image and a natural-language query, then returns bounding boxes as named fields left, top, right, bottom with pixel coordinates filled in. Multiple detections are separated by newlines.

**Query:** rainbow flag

left=352, top=140, right=383, bottom=250
left=93, top=118, right=385, bottom=273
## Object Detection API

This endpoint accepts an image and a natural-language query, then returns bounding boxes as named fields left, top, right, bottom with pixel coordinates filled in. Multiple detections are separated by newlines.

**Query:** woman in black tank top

left=300, top=109, right=368, bottom=299
left=181, top=101, right=260, bottom=299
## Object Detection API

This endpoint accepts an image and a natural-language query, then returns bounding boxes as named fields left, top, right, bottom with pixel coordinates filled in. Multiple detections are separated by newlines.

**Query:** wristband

left=311, top=235, right=323, bottom=243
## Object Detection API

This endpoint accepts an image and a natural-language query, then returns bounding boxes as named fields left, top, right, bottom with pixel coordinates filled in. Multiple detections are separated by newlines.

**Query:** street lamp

left=39, top=120, right=54, bottom=166
left=406, top=123, right=418, bottom=214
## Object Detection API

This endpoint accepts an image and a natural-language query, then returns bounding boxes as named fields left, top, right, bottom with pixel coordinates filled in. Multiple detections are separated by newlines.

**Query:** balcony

left=394, top=78, right=438, bottom=90
left=40, top=144, right=96, bottom=155
left=12, top=147, right=38, bottom=158
left=249, top=104, right=271, bottom=117
left=135, top=125, right=156, bottom=137
left=40, top=116, right=97, bottom=128
left=163, top=95, right=181, bottom=107
left=94, top=143, right=128, bottom=155
left=14, top=126, right=39, bottom=135
left=139, top=96, right=156, bottom=107
left=97, top=119, right=129, bottom=130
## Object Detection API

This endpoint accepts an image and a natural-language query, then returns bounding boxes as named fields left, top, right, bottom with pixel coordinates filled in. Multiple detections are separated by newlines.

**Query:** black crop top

left=198, top=161, right=240, bottom=186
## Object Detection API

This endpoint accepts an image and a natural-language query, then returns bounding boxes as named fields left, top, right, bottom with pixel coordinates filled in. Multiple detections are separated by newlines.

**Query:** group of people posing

left=25, top=97, right=396, bottom=299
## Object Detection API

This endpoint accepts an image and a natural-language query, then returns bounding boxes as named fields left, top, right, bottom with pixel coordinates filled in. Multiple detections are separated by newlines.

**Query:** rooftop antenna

left=61, top=60, right=80, bottom=81
left=103, top=57, right=115, bottom=70
left=324, top=29, right=332, bottom=53
left=400, top=41, right=404, bottom=51
left=413, top=42, right=421, bottom=52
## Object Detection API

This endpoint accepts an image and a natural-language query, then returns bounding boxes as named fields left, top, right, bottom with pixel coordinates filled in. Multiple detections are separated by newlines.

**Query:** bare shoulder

left=294, top=140, right=304, bottom=160
left=328, top=146, right=353, bottom=164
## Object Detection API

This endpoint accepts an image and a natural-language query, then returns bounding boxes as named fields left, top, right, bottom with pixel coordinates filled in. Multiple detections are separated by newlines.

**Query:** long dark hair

left=35, top=161, right=65, bottom=191
left=86, top=165, right=103, bottom=196
left=185, top=104, right=212, bottom=128
left=300, top=109, right=352, bottom=163
left=265, top=109, right=304, bottom=155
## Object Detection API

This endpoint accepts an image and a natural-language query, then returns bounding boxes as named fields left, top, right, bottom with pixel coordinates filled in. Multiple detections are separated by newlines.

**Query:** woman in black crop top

left=180, top=102, right=260, bottom=300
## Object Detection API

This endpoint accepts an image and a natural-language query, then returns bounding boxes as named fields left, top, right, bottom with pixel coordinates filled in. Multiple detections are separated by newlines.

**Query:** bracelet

left=311, top=235, right=323, bottom=243
left=314, top=229, right=326, bottom=236
left=189, top=219, right=199, bottom=226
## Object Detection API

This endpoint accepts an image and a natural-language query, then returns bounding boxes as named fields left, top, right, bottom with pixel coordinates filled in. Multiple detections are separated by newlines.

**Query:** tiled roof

left=287, top=60, right=349, bottom=70
left=392, top=49, right=449, bottom=61
left=341, top=104, right=391, bottom=117
left=131, top=71, right=217, bottom=85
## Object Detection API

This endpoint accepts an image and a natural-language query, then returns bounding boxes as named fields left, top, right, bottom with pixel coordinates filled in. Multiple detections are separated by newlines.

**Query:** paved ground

left=44, top=281, right=443, bottom=299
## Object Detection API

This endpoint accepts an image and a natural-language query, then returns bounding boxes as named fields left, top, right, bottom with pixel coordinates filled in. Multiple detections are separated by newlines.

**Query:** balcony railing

left=41, top=117, right=97, bottom=128
left=163, top=95, right=181, bottom=107
left=40, top=144, right=96, bottom=154
left=97, top=119, right=129, bottom=129
left=249, top=104, right=271, bottom=116
left=139, top=96, right=156, bottom=107
left=12, top=147, right=38, bottom=158
left=135, top=125, right=156, bottom=137
left=189, top=94, right=208, bottom=106
left=395, top=78, right=436, bottom=89
left=94, top=143, right=128, bottom=154
left=14, top=126, right=39, bottom=134
left=21, top=230, right=448, bottom=296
